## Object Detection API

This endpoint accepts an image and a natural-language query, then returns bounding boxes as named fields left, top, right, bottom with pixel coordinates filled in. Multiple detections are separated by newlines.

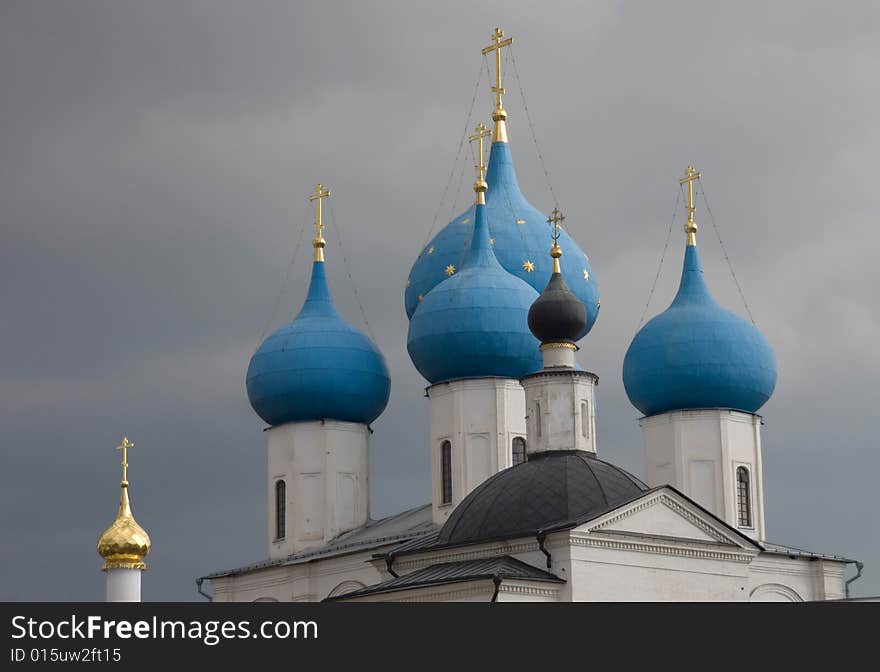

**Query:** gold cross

left=548, top=207, right=565, bottom=272
left=482, top=27, right=513, bottom=116
left=679, top=166, right=701, bottom=246
left=548, top=207, right=565, bottom=240
left=309, top=183, right=331, bottom=261
left=117, top=436, right=134, bottom=484
left=469, top=122, right=492, bottom=203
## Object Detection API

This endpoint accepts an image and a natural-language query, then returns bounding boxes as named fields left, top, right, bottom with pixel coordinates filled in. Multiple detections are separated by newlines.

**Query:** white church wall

left=267, top=420, right=370, bottom=559
left=211, top=545, right=394, bottom=602
left=428, top=378, right=527, bottom=525
left=521, top=370, right=598, bottom=455
left=641, top=409, right=765, bottom=540
left=746, top=554, right=847, bottom=601
left=567, top=538, right=752, bottom=601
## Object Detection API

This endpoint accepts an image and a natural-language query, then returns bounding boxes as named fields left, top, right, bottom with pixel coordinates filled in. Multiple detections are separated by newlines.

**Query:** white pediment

left=580, top=488, right=760, bottom=551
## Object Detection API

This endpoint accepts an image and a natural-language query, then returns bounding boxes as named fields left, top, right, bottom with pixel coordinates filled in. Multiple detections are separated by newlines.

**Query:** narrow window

left=275, top=479, right=286, bottom=540
left=441, top=441, right=452, bottom=504
left=736, top=467, right=752, bottom=527
left=581, top=401, right=589, bottom=438
left=535, top=401, right=542, bottom=437
left=512, top=437, right=526, bottom=466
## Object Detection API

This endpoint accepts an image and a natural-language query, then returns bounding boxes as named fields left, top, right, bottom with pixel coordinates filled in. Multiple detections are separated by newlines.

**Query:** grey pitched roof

left=201, top=503, right=437, bottom=580
left=325, top=556, right=564, bottom=600
left=762, top=541, right=856, bottom=564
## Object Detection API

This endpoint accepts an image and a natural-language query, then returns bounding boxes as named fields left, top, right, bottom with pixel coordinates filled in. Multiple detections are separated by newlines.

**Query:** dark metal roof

left=201, top=503, right=436, bottom=580
left=528, top=270, right=587, bottom=344
left=325, top=556, right=563, bottom=600
left=437, top=450, right=648, bottom=547
left=762, top=541, right=856, bottom=564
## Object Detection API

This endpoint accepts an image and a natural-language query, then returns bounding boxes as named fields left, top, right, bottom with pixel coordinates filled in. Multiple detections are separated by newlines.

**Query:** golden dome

left=97, top=482, right=151, bottom=570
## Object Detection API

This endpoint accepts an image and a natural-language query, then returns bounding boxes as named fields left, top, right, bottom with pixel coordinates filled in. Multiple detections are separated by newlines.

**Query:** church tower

left=521, top=209, right=598, bottom=455
left=408, top=121, right=540, bottom=524
left=97, top=436, right=151, bottom=602
left=247, top=185, right=391, bottom=559
left=623, top=167, right=777, bottom=541
left=405, top=28, right=601, bottom=525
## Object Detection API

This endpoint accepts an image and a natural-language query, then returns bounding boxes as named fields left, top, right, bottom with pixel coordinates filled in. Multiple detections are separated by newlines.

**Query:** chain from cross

left=116, top=436, right=134, bottom=483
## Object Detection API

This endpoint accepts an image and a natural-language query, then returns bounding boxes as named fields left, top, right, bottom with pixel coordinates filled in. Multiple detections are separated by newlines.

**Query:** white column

left=267, top=420, right=370, bottom=559
left=106, top=569, right=142, bottom=602
left=521, top=367, right=598, bottom=456
left=640, top=409, right=765, bottom=541
left=427, top=378, right=527, bottom=525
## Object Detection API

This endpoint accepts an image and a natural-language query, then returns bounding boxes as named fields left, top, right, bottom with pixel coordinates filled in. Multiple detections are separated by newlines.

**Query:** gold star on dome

left=462, top=218, right=470, bottom=224
left=489, top=238, right=495, bottom=246
left=426, top=246, right=434, bottom=255
left=406, top=278, right=411, bottom=288
left=445, top=264, right=456, bottom=276
left=597, top=299, right=601, bottom=308
left=516, top=218, right=525, bottom=225
left=583, top=269, right=590, bottom=280
left=523, top=260, right=535, bottom=273
left=418, top=294, right=424, bottom=302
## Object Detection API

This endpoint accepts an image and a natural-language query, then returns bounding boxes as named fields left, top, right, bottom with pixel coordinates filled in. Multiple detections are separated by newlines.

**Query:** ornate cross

left=548, top=207, right=565, bottom=242
left=548, top=207, right=565, bottom=273
left=468, top=122, right=492, bottom=185
left=482, top=27, right=513, bottom=116
left=117, top=436, right=134, bottom=483
left=679, top=166, right=701, bottom=246
left=309, top=183, right=331, bottom=261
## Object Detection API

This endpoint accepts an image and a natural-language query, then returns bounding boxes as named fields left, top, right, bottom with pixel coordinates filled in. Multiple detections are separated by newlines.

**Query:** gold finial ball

left=474, top=179, right=488, bottom=193
left=550, top=244, right=562, bottom=259
left=492, top=108, right=507, bottom=122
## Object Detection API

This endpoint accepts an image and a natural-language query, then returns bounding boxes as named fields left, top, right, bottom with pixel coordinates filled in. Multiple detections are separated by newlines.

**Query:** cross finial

left=468, top=122, right=492, bottom=203
left=309, top=183, right=331, bottom=261
left=116, top=436, right=134, bottom=485
left=679, top=166, right=701, bottom=246
left=548, top=207, right=565, bottom=273
left=481, top=27, right=513, bottom=142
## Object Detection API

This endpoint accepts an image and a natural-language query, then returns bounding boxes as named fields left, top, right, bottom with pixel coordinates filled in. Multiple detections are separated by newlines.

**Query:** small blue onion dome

left=405, top=140, right=599, bottom=337
left=247, top=260, right=390, bottom=426
left=622, top=244, right=777, bottom=417
left=407, top=200, right=542, bottom=384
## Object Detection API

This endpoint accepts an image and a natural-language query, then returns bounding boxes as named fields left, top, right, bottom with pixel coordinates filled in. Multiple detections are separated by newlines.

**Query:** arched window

left=512, top=437, right=526, bottom=466
left=581, top=401, right=589, bottom=438
left=440, top=441, right=452, bottom=504
left=535, top=401, right=542, bottom=437
left=736, top=467, right=752, bottom=528
left=275, top=480, right=286, bottom=540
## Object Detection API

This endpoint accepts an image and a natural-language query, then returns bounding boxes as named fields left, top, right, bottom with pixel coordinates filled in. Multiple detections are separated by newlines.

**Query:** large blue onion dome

left=407, top=198, right=542, bottom=384
left=247, top=258, right=390, bottom=426
left=405, top=139, right=599, bottom=337
left=622, top=243, right=777, bottom=417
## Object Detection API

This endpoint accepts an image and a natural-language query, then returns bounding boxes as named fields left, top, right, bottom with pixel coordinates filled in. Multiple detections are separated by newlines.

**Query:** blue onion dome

left=622, top=243, right=777, bottom=417
left=407, top=198, right=542, bottom=384
left=405, top=138, right=599, bottom=337
left=528, top=242, right=587, bottom=346
left=247, top=255, right=390, bottom=427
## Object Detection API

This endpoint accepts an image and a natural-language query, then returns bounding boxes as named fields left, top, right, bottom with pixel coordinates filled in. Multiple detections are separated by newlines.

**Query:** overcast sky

left=1, top=0, right=877, bottom=600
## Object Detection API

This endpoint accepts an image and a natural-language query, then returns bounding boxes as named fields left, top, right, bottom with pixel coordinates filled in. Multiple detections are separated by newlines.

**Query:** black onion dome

left=438, top=451, right=648, bottom=547
left=528, top=272, right=588, bottom=345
